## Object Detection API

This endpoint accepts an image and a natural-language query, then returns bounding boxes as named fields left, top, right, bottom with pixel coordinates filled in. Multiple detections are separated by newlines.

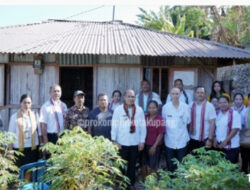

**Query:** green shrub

left=0, top=131, right=22, bottom=190
left=144, top=148, right=250, bottom=190
left=41, top=127, right=129, bottom=190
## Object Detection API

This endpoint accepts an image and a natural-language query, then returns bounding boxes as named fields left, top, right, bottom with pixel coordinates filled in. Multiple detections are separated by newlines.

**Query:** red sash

left=190, top=101, right=207, bottom=141
left=50, top=98, right=65, bottom=133
left=226, top=108, right=233, bottom=149
left=108, top=100, right=114, bottom=110
left=124, top=104, right=136, bottom=133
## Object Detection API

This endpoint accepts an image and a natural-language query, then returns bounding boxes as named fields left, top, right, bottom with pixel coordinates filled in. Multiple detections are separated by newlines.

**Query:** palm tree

left=137, top=6, right=194, bottom=37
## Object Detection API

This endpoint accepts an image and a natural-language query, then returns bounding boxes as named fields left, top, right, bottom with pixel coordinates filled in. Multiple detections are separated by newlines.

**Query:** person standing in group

left=232, top=93, right=246, bottom=122
left=40, top=84, right=67, bottom=144
left=208, top=81, right=230, bottom=101
left=141, top=100, right=165, bottom=180
left=189, top=87, right=216, bottom=152
left=111, top=89, right=146, bottom=188
left=214, top=96, right=241, bottom=164
left=64, top=90, right=89, bottom=131
left=8, top=94, right=41, bottom=168
left=108, top=90, right=122, bottom=111
left=162, top=87, right=190, bottom=172
left=240, top=93, right=250, bottom=173
left=136, top=80, right=162, bottom=113
left=211, top=97, right=220, bottom=115
left=88, top=93, right=113, bottom=140
left=166, top=79, right=192, bottom=105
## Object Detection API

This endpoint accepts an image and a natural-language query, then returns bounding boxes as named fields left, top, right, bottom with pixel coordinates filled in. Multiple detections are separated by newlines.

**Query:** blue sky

left=0, top=5, right=161, bottom=27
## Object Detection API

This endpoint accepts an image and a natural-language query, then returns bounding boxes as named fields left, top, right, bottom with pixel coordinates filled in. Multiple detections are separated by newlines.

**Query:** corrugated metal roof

left=0, top=19, right=250, bottom=59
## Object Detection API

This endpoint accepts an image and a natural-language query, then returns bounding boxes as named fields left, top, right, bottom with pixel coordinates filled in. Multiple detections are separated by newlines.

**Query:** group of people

left=7, top=79, right=250, bottom=188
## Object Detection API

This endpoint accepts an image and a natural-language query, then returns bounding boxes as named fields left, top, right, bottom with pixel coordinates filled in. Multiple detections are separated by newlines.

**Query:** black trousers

left=47, top=133, right=58, bottom=144
left=165, top=146, right=188, bottom=172
left=224, top=148, right=239, bottom=164
left=214, top=147, right=240, bottom=164
left=14, top=147, right=39, bottom=167
left=188, top=139, right=205, bottom=153
left=119, top=145, right=138, bottom=186
left=241, top=147, right=250, bottom=173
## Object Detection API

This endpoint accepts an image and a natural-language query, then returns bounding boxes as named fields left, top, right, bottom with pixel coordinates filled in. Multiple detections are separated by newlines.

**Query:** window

left=143, top=68, right=169, bottom=103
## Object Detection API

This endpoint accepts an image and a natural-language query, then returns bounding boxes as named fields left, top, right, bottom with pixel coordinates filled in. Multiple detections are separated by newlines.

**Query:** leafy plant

left=41, top=127, right=129, bottom=190
left=211, top=6, right=250, bottom=48
left=136, top=6, right=212, bottom=39
left=144, top=148, right=250, bottom=190
left=0, top=131, right=22, bottom=190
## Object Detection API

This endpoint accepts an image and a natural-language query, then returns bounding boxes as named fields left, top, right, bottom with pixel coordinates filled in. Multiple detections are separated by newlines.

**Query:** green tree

left=137, top=6, right=212, bottom=39
left=211, top=6, right=250, bottom=48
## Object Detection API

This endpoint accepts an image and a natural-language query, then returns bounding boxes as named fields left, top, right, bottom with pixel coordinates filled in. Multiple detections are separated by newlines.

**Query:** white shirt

left=166, top=90, right=192, bottom=105
left=190, top=101, right=216, bottom=141
left=8, top=112, right=40, bottom=149
left=111, top=104, right=146, bottom=146
left=242, top=107, right=249, bottom=129
left=233, top=105, right=246, bottom=125
left=136, top=92, right=162, bottom=112
left=215, top=110, right=241, bottom=149
left=162, top=102, right=191, bottom=149
left=39, top=99, right=67, bottom=133
left=110, top=103, right=121, bottom=111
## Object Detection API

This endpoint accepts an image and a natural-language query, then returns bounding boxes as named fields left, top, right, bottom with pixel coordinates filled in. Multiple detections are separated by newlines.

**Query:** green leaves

left=0, top=131, right=21, bottom=190
left=144, top=147, right=250, bottom=190
left=137, top=6, right=212, bottom=38
left=41, top=126, right=129, bottom=190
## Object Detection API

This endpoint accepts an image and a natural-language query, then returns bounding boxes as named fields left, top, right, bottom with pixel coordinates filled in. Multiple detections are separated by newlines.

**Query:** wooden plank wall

left=0, top=65, right=4, bottom=106
left=9, top=65, right=59, bottom=104
left=10, top=65, right=37, bottom=104
left=39, top=66, right=59, bottom=104
left=96, top=65, right=142, bottom=107
left=198, top=67, right=216, bottom=97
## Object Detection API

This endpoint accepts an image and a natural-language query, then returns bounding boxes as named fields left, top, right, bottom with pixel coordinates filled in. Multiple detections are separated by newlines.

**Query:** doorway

left=60, top=67, right=93, bottom=109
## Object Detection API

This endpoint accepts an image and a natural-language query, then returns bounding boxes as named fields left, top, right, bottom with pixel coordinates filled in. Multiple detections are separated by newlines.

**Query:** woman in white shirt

left=8, top=94, right=40, bottom=167
left=233, top=93, right=246, bottom=123
left=108, top=90, right=122, bottom=111
left=214, top=96, right=241, bottom=164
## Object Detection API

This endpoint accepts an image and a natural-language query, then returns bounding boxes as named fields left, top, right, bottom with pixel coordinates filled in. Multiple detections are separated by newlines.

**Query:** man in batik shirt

left=64, top=90, right=89, bottom=131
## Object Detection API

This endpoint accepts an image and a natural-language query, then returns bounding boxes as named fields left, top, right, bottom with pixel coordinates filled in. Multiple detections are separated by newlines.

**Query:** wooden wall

left=39, top=66, right=59, bottom=104
left=10, top=65, right=38, bottom=104
left=198, top=67, right=216, bottom=97
left=1, top=63, right=58, bottom=130
left=0, top=65, right=4, bottom=106
left=95, top=65, right=142, bottom=106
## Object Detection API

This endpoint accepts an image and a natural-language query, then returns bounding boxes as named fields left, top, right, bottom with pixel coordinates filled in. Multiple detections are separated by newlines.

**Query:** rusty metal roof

left=0, top=19, right=250, bottom=58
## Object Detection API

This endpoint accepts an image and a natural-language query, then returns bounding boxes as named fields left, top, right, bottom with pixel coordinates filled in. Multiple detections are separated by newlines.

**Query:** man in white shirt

left=166, top=79, right=192, bottom=105
left=214, top=96, right=241, bottom=163
left=135, top=80, right=162, bottom=113
left=162, top=87, right=190, bottom=172
left=40, top=84, right=67, bottom=144
left=189, top=86, right=216, bottom=153
left=111, top=89, right=146, bottom=187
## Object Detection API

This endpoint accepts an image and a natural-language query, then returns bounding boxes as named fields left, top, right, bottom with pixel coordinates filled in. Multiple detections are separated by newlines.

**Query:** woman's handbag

left=240, top=128, right=250, bottom=148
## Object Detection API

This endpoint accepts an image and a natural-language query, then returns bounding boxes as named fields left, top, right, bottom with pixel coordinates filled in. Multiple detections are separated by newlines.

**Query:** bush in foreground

left=144, top=148, right=250, bottom=190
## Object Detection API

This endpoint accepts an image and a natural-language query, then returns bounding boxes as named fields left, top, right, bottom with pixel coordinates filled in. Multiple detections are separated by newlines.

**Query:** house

left=0, top=19, right=250, bottom=130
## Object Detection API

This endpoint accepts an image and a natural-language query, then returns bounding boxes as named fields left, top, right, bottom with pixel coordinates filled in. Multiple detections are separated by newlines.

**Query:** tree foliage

left=211, top=6, right=250, bottom=47
left=137, top=6, right=250, bottom=47
left=137, top=6, right=212, bottom=39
